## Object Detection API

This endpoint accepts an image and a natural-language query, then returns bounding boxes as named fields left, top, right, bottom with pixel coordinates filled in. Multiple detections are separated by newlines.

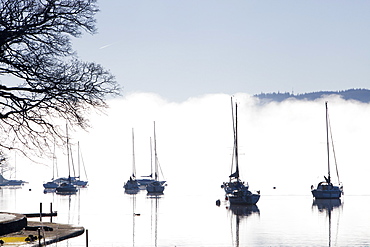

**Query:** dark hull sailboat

left=311, top=102, right=343, bottom=199
left=56, top=125, right=78, bottom=194
left=146, top=122, right=166, bottom=194
left=222, top=98, right=260, bottom=205
left=124, top=128, right=139, bottom=192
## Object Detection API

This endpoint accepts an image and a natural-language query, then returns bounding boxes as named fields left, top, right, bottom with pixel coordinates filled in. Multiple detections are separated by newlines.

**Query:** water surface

left=1, top=184, right=369, bottom=246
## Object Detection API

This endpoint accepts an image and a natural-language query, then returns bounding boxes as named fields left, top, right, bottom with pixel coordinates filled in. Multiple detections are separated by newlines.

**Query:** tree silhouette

left=0, top=0, right=119, bottom=156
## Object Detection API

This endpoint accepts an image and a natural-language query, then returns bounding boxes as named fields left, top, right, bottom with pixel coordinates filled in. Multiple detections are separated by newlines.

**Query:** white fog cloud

left=18, top=92, right=370, bottom=196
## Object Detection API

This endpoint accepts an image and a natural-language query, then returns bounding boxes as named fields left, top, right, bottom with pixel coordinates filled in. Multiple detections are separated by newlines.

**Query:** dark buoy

left=216, top=199, right=221, bottom=206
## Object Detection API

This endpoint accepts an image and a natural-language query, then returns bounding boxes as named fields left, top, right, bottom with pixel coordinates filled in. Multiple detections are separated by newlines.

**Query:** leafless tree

left=0, top=0, right=120, bottom=157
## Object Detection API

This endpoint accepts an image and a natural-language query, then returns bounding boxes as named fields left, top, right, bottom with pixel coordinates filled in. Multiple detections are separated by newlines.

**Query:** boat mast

left=66, top=124, right=71, bottom=181
left=14, top=152, right=16, bottom=179
left=77, top=141, right=81, bottom=179
left=78, top=142, right=88, bottom=181
left=230, top=97, right=236, bottom=177
left=153, top=121, right=158, bottom=181
left=52, top=141, right=56, bottom=180
left=234, top=103, right=239, bottom=179
left=325, top=102, right=331, bottom=184
left=69, top=140, right=76, bottom=177
left=150, top=137, right=153, bottom=178
left=132, top=128, right=136, bottom=178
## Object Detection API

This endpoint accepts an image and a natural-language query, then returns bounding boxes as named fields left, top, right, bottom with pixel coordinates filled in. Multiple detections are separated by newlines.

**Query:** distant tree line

left=255, top=88, right=370, bottom=103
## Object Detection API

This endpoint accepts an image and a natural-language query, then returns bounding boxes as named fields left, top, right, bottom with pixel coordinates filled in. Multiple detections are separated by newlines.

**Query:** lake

left=1, top=183, right=370, bottom=247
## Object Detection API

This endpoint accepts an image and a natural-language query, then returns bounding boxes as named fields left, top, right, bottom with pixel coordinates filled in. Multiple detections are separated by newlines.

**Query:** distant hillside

left=254, top=88, right=370, bottom=103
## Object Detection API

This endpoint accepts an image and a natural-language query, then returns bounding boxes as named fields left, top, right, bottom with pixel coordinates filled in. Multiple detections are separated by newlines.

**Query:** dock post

left=86, top=229, right=89, bottom=247
left=50, top=202, right=53, bottom=222
left=38, top=228, right=41, bottom=246
left=39, top=202, right=42, bottom=222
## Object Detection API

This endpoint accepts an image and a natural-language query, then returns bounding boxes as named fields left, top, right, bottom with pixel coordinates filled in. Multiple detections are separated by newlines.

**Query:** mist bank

left=15, top=92, right=370, bottom=196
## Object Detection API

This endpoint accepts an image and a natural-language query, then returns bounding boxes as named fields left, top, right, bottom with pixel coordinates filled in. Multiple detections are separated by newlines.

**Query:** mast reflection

left=312, top=199, right=342, bottom=247
left=147, top=194, right=162, bottom=247
left=227, top=204, right=260, bottom=247
left=130, top=193, right=137, bottom=247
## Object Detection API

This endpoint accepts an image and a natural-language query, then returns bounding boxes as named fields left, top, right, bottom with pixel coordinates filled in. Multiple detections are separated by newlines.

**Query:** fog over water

left=13, top=92, right=370, bottom=196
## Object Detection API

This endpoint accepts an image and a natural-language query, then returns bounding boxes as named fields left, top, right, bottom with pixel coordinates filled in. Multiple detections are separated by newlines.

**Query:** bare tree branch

left=0, top=0, right=120, bottom=157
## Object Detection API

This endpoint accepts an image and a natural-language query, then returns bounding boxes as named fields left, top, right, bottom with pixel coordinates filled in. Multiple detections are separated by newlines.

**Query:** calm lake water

left=1, top=182, right=370, bottom=247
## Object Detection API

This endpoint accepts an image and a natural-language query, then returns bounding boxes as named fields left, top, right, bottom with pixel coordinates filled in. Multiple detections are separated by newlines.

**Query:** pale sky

left=72, top=0, right=370, bottom=102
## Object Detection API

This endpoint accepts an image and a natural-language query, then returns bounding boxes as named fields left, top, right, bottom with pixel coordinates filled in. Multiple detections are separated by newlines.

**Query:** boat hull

left=146, top=187, right=164, bottom=194
left=228, top=193, right=260, bottom=205
left=74, top=180, right=88, bottom=187
left=43, top=182, right=58, bottom=189
left=137, top=179, right=166, bottom=186
left=56, top=183, right=78, bottom=193
left=311, top=189, right=342, bottom=199
left=5, top=180, right=25, bottom=186
left=311, top=182, right=343, bottom=199
left=146, top=181, right=165, bottom=194
left=124, top=180, right=139, bottom=190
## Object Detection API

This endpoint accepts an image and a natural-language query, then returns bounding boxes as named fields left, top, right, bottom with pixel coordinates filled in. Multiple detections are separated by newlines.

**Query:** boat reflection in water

left=129, top=193, right=137, bottom=247
left=227, top=204, right=260, bottom=247
left=147, top=193, right=162, bottom=247
left=312, top=199, right=342, bottom=247
left=312, top=198, right=342, bottom=212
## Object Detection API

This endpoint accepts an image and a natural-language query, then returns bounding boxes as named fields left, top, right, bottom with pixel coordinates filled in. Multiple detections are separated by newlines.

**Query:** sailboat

left=146, top=122, right=166, bottom=194
left=221, top=98, right=260, bottom=205
left=56, top=125, right=78, bottom=194
left=124, top=128, right=140, bottom=191
left=311, top=102, right=343, bottom=199
left=0, top=153, right=26, bottom=187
